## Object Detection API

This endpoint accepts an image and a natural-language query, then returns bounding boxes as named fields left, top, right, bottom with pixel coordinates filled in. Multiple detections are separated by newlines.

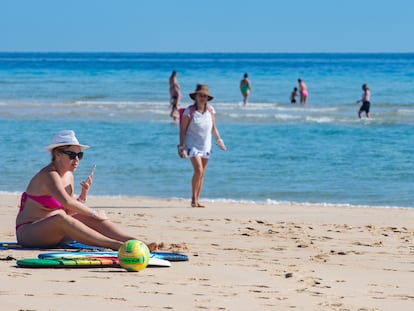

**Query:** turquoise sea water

left=0, top=53, right=413, bottom=208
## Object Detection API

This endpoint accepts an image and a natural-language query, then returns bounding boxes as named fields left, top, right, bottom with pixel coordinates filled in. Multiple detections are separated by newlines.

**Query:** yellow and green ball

left=118, top=240, right=150, bottom=272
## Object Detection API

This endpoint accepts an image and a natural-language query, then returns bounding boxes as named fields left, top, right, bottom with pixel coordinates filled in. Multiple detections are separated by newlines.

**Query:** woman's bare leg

left=73, top=213, right=157, bottom=251
left=17, top=212, right=122, bottom=250
left=17, top=211, right=157, bottom=251
left=190, top=157, right=208, bottom=207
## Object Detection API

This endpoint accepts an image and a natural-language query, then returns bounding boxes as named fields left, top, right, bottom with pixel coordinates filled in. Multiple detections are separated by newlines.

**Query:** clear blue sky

left=1, top=0, right=413, bottom=53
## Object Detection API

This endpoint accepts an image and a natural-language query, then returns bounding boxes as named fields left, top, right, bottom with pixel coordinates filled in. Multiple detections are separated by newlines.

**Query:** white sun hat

left=44, top=130, right=90, bottom=151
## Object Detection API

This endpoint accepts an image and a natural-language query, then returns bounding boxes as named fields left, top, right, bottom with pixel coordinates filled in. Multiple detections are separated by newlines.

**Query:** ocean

left=0, top=52, right=413, bottom=208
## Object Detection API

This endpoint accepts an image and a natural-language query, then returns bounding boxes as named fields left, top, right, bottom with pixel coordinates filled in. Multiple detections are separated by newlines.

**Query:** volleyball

left=118, top=240, right=150, bottom=272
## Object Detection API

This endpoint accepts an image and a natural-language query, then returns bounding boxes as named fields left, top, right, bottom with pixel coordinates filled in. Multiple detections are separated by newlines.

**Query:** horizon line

left=1, top=51, right=414, bottom=54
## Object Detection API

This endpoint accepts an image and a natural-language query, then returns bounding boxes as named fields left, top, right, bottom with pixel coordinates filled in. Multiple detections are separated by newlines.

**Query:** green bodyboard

left=16, top=257, right=117, bottom=268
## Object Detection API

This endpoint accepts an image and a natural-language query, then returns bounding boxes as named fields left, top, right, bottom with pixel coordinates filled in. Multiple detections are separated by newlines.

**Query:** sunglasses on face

left=197, top=94, right=208, bottom=98
left=59, top=149, right=84, bottom=160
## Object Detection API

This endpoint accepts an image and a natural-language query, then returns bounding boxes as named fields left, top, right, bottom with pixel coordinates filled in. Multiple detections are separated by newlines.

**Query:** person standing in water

left=298, top=78, right=308, bottom=105
left=240, top=73, right=252, bottom=106
left=357, top=83, right=371, bottom=118
left=290, top=87, right=298, bottom=104
left=169, top=71, right=182, bottom=120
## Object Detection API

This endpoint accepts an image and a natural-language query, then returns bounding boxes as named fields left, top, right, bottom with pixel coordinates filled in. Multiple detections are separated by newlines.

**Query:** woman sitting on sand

left=15, top=130, right=157, bottom=251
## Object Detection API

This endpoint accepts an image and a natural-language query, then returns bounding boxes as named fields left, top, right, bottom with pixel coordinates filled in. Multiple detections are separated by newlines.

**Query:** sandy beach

left=1, top=194, right=413, bottom=310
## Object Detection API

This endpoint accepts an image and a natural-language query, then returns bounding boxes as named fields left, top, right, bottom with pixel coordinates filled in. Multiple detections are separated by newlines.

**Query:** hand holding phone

left=88, top=164, right=96, bottom=177
left=83, top=165, right=96, bottom=185
left=79, top=165, right=96, bottom=198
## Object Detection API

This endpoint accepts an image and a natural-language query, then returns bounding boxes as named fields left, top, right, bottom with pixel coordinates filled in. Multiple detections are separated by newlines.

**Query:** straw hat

left=189, top=84, right=214, bottom=101
left=44, top=130, right=90, bottom=151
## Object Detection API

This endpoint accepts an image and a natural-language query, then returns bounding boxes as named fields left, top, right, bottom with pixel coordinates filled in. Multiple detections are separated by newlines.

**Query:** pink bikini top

left=19, top=192, right=65, bottom=211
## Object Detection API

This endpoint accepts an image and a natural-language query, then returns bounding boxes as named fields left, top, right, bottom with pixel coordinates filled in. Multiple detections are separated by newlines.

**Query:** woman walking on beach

left=357, top=83, right=371, bottom=118
left=15, top=130, right=157, bottom=251
left=169, top=71, right=181, bottom=120
left=178, top=84, right=226, bottom=207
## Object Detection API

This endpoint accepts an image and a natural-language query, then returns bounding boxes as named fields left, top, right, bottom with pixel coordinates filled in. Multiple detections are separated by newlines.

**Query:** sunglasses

left=59, top=149, right=84, bottom=160
left=197, top=94, right=208, bottom=98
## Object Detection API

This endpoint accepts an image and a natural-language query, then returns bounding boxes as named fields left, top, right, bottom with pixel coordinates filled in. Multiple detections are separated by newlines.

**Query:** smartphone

left=85, top=164, right=96, bottom=182
left=89, top=164, right=96, bottom=176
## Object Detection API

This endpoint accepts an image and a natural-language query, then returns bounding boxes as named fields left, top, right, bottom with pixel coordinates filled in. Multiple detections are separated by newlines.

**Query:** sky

left=1, top=0, right=413, bottom=53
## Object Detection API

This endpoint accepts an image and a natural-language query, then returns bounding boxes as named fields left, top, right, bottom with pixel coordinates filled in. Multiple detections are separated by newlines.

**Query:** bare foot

left=147, top=242, right=158, bottom=252
left=191, top=202, right=205, bottom=208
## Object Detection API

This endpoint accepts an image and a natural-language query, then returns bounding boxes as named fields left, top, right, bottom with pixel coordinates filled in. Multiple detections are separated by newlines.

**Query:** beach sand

left=1, top=194, right=413, bottom=310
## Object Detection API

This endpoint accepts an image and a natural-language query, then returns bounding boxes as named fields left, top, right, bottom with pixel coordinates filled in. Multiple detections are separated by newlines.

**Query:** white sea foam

left=305, top=116, right=335, bottom=123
